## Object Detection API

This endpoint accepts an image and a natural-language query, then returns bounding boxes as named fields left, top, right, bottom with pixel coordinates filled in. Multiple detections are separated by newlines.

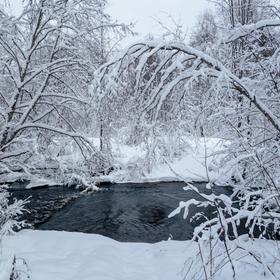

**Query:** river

left=9, top=182, right=232, bottom=243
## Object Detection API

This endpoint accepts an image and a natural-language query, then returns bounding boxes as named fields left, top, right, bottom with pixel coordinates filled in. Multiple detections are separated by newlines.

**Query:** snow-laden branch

left=169, top=181, right=280, bottom=241
left=40, top=94, right=88, bottom=104
left=15, top=123, right=91, bottom=143
left=98, top=41, right=280, bottom=134
left=225, top=19, right=280, bottom=43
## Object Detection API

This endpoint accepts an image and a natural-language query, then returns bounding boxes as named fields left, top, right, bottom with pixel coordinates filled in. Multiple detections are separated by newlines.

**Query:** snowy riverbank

left=99, top=137, right=227, bottom=184
left=1, top=137, right=227, bottom=188
left=1, top=230, right=279, bottom=280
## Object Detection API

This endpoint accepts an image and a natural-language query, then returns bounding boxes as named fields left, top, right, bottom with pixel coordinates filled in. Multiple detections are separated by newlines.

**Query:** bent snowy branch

left=97, top=41, right=280, bottom=134
left=225, top=19, right=280, bottom=43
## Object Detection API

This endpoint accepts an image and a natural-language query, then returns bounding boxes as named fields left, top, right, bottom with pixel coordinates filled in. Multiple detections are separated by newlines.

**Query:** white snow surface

left=25, top=179, right=60, bottom=189
left=1, top=230, right=279, bottom=280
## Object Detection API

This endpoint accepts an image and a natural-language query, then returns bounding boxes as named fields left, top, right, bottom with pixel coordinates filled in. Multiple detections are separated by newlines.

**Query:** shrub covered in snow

left=0, top=185, right=26, bottom=236
left=0, top=186, right=28, bottom=280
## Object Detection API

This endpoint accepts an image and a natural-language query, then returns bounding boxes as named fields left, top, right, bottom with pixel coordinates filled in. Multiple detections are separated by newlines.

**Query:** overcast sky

left=107, top=0, right=211, bottom=39
left=8, top=0, right=211, bottom=42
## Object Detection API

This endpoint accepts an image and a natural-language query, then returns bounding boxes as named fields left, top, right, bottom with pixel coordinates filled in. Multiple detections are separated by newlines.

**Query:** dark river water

left=9, top=182, right=231, bottom=243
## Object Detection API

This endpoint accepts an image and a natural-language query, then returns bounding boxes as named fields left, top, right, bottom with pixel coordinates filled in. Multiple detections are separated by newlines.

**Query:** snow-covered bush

left=0, top=186, right=28, bottom=280
left=0, top=185, right=26, bottom=236
left=181, top=234, right=280, bottom=280
left=169, top=182, right=280, bottom=279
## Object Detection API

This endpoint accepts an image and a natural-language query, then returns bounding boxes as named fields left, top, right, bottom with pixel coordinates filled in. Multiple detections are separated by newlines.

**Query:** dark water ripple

left=9, top=182, right=231, bottom=243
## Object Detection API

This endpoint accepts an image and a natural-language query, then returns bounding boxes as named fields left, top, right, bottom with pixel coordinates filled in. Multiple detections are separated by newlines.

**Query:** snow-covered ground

left=1, top=230, right=279, bottom=280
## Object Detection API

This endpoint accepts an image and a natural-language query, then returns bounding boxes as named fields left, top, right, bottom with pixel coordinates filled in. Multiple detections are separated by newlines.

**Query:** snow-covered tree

left=0, top=0, right=129, bottom=181
left=95, top=0, right=280, bottom=275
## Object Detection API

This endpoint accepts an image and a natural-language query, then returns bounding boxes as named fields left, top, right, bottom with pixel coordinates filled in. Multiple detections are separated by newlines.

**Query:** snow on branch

left=15, top=123, right=92, bottom=147
left=225, top=19, right=280, bottom=43
left=97, top=41, right=280, bottom=134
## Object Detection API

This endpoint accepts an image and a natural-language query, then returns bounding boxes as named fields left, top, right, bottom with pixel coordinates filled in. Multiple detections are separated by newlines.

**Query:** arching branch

left=97, top=41, right=280, bottom=134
